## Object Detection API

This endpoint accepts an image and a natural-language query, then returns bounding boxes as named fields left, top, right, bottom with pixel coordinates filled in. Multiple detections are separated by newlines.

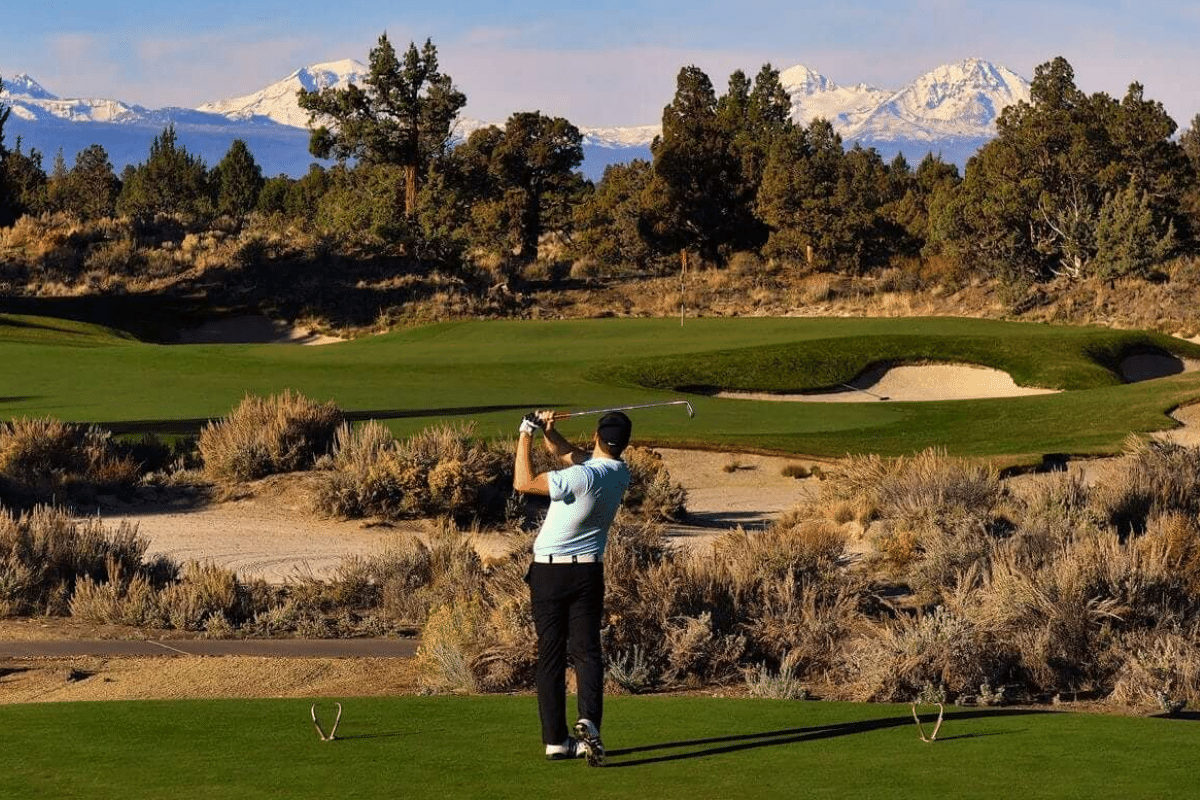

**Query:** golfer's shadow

left=605, top=709, right=1044, bottom=767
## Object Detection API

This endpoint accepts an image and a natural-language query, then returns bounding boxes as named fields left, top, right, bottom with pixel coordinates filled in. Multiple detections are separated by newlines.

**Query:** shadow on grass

left=606, top=709, right=1048, bottom=768
left=333, top=730, right=439, bottom=742
left=99, top=404, right=547, bottom=436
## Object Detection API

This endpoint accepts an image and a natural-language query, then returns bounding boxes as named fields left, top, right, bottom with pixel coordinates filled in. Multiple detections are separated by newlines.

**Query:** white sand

left=718, top=363, right=1059, bottom=403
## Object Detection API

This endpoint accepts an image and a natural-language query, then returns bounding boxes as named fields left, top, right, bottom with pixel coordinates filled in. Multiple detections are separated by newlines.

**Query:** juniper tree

left=945, top=57, right=1191, bottom=281
left=648, top=65, right=739, bottom=269
left=298, top=34, right=466, bottom=218
left=214, top=139, right=264, bottom=224
left=452, top=112, right=585, bottom=262
left=117, top=126, right=210, bottom=218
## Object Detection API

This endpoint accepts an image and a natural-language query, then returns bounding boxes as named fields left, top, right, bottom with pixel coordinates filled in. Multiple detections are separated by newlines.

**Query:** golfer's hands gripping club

left=519, top=412, right=547, bottom=436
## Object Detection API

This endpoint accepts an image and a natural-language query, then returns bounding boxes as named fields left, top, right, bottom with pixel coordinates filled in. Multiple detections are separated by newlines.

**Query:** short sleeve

left=547, top=469, right=572, bottom=502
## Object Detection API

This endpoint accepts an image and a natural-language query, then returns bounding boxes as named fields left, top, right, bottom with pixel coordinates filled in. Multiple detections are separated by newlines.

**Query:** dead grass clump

left=156, top=561, right=245, bottom=631
left=744, top=574, right=866, bottom=678
left=1092, top=438, right=1200, bottom=536
left=312, top=422, right=510, bottom=522
left=0, top=417, right=141, bottom=505
left=744, top=653, right=809, bottom=700
left=663, top=611, right=746, bottom=686
left=415, top=599, right=488, bottom=693
left=199, top=391, right=344, bottom=482
left=838, top=607, right=1008, bottom=702
left=0, top=506, right=149, bottom=617
left=69, top=556, right=165, bottom=627
left=710, top=519, right=846, bottom=593
left=1111, top=629, right=1200, bottom=714
left=622, top=446, right=688, bottom=521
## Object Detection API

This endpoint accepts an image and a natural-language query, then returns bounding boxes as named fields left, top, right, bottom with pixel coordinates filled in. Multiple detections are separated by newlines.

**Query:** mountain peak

left=846, top=58, right=1030, bottom=141
left=0, top=73, right=58, bottom=100
left=198, top=60, right=368, bottom=126
left=779, top=64, right=837, bottom=93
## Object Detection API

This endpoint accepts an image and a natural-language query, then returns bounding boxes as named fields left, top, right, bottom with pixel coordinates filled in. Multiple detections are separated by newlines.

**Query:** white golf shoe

left=573, top=718, right=605, bottom=767
left=545, top=738, right=585, bottom=761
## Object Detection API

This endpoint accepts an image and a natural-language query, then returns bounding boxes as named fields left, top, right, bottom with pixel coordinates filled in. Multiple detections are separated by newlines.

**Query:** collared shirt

left=532, top=456, right=630, bottom=558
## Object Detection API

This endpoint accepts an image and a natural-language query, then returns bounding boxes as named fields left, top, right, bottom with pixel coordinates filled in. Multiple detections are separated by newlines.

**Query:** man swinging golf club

left=513, top=408, right=633, bottom=766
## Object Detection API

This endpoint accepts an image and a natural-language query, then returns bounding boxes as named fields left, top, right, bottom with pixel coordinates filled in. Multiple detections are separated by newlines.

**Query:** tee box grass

left=3, top=313, right=1200, bottom=463
left=3, top=696, right=1200, bottom=800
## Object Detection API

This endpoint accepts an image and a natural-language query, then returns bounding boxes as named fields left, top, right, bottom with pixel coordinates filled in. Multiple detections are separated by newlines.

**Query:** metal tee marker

left=552, top=400, right=695, bottom=420
left=311, top=702, right=343, bottom=741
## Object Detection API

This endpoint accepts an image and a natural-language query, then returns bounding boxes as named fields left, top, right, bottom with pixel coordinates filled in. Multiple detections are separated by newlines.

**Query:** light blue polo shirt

left=533, top=457, right=631, bottom=559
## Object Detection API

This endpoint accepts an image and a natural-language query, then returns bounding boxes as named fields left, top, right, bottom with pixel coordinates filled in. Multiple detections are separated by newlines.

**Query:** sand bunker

left=1119, top=352, right=1200, bottom=382
left=175, top=315, right=343, bottom=345
left=718, top=363, right=1059, bottom=403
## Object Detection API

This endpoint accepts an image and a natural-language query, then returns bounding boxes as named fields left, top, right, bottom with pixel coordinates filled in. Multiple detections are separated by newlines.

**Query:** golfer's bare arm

left=514, top=428, right=552, bottom=495
left=513, top=410, right=585, bottom=495
left=538, top=411, right=588, bottom=467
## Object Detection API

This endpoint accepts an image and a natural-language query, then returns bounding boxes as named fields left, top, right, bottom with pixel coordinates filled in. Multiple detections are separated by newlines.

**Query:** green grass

left=3, top=314, right=1200, bottom=463
left=3, top=695, right=1199, bottom=799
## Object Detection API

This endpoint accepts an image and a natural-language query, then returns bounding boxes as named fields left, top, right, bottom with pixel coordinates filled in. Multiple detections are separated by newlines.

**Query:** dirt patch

left=0, top=655, right=419, bottom=703
left=717, top=363, right=1059, bottom=403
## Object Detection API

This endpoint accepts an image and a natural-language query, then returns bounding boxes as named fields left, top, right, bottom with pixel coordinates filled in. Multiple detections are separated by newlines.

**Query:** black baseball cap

left=597, top=411, right=632, bottom=452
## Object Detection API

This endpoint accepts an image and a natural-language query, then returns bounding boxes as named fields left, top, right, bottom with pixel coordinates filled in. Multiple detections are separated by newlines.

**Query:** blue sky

left=2, top=1, right=1198, bottom=127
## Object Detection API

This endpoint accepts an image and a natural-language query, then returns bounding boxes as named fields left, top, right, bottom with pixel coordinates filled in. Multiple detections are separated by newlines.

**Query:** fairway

left=4, top=313, right=1200, bottom=462
left=3, top=695, right=1199, bottom=800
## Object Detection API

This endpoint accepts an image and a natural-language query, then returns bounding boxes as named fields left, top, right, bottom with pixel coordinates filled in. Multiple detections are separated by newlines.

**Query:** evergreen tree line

left=4, top=48, right=1200, bottom=283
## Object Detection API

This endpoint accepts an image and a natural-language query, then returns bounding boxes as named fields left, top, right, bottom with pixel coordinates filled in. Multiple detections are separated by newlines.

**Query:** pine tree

left=1, top=137, right=48, bottom=223
left=118, top=126, right=210, bottom=218
left=571, top=160, right=656, bottom=268
left=453, top=113, right=585, bottom=261
left=0, top=81, right=15, bottom=225
left=649, top=65, right=739, bottom=269
left=70, top=145, right=120, bottom=220
left=298, top=34, right=466, bottom=218
left=215, top=139, right=264, bottom=224
left=946, top=57, right=1191, bottom=280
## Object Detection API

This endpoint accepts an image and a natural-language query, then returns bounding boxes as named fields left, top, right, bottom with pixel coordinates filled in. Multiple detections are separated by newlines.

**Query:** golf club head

left=684, top=400, right=695, bottom=418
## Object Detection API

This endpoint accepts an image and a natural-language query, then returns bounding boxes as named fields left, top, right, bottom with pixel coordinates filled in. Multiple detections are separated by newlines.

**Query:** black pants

left=528, top=561, right=605, bottom=745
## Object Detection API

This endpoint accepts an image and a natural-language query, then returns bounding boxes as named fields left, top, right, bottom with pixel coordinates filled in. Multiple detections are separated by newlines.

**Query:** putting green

left=3, top=313, right=1199, bottom=463
left=3, top=696, right=1199, bottom=799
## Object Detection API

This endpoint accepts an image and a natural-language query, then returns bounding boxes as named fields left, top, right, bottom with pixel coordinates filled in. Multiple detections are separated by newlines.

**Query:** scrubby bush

left=311, top=421, right=511, bottom=522
left=1092, top=438, right=1200, bottom=536
left=0, top=505, right=149, bottom=616
left=0, top=417, right=141, bottom=505
left=622, top=446, right=688, bottom=521
left=837, top=606, right=1010, bottom=703
left=199, top=391, right=343, bottom=481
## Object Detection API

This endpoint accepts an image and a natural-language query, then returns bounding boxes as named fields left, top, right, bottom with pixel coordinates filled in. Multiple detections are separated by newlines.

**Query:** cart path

left=0, top=638, right=417, bottom=659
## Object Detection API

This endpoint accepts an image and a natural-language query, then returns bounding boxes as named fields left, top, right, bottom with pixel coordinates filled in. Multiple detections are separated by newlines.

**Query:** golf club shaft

left=840, top=383, right=887, bottom=400
left=553, top=400, right=695, bottom=419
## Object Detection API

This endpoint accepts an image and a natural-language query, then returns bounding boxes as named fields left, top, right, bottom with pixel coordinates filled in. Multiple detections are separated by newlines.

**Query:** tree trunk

left=404, top=163, right=418, bottom=217
left=680, top=249, right=688, bottom=326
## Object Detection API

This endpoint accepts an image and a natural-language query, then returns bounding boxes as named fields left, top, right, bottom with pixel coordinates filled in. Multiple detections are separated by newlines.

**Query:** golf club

left=553, top=399, right=695, bottom=420
left=840, top=383, right=889, bottom=401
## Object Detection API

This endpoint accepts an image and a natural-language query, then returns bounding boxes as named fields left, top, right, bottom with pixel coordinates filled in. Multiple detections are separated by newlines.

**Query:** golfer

left=513, top=408, right=632, bottom=766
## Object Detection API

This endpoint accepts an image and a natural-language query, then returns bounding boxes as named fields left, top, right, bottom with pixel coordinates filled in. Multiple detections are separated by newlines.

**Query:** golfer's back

left=534, top=456, right=630, bottom=559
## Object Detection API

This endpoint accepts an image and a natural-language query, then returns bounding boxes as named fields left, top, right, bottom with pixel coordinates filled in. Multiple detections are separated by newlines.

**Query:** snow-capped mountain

left=845, top=59, right=1029, bottom=142
left=780, top=65, right=891, bottom=130
left=197, top=60, right=369, bottom=127
left=1, top=57, right=1032, bottom=179
left=1, top=73, right=141, bottom=124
